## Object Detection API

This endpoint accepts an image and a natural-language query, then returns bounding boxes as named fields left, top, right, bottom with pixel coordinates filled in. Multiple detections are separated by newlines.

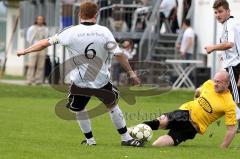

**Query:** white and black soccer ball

left=128, top=124, right=153, bottom=142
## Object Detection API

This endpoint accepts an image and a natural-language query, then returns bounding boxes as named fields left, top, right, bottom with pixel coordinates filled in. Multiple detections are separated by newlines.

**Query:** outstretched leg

left=143, top=114, right=175, bottom=147
left=143, top=114, right=169, bottom=130
left=152, top=135, right=175, bottom=147
left=109, top=105, right=131, bottom=141
left=101, top=82, right=144, bottom=147
left=109, top=105, right=144, bottom=147
left=143, top=110, right=197, bottom=147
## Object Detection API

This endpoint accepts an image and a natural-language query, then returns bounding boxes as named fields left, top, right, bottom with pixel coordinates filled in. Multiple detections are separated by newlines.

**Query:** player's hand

left=130, top=76, right=141, bottom=86
left=180, top=51, right=185, bottom=58
left=175, top=44, right=180, bottom=51
left=17, top=49, right=26, bottom=57
left=204, top=45, right=215, bottom=54
left=128, top=71, right=141, bottom=86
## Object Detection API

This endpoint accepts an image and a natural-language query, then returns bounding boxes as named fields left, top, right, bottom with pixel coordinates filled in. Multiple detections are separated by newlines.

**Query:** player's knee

left=151, top=138, right=166, bottom=147
left=157, top=115, right=169, bottom=129
left=102, top=98, right=118, bottom=110
left=152, top=139, right=163, bottom=147
left=75, top=109, right=89, bottom=120
left=107, top=105, right=116, bottom=112
left=152, top=135, right=175, bottom=147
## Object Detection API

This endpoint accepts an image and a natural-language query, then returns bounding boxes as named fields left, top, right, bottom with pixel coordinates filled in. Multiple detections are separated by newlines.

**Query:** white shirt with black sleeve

left=218, top=17, right=240, bottom=68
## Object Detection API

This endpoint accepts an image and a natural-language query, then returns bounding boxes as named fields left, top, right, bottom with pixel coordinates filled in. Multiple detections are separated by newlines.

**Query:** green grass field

left=0, top=83, right=239, bottom=159
left=1, top=75, right=26, bottom=80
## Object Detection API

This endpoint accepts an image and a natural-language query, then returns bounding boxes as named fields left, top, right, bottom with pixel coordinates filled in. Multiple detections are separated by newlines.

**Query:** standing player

left=205, top=0, right=240, bottom=132
left=17, top=2, right=143, bottom=147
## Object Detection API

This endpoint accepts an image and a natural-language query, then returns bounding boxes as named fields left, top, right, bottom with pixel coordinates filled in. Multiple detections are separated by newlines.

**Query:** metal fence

left=19, top=0, right=60, bottom=29
left=0, top=2, right=7, bottom=67
left=97, top=4, right=142, bottom=32
left=139, top=0, right=162, bottom=61
left=17, top=0, right=159, bottom=84
left=0, top=17, right=6, bottom=52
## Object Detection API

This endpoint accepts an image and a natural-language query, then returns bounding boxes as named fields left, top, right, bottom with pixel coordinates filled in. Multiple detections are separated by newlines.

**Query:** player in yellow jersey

left=142, top=71, right=236, bottom=148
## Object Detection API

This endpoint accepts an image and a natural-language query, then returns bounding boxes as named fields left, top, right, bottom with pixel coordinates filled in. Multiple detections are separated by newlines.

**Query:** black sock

left=143, top=119, right=160, bottom=130
left=84, top=132, right=93, bottom=139
left=117, top=126, right=127, bottom=135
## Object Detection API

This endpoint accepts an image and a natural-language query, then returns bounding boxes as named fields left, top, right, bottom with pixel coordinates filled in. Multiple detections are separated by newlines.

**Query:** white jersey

left=218, top=17, right=240, bottom=68
left=48, top=23, right=122, bottom=88
left=159, top=0, right=176, bottom=18
left=180, top=27, right=194, bottom=54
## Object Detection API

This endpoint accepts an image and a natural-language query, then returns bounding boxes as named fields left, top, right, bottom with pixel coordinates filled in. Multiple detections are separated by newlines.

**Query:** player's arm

left=181, top=36, right=193, bottom=56
left=204, top=42, right=234, bottom=54
left=115, top=53, right=140, bottom=85
left=17, top=39, right=51, bottom=57
left=17, top=26, right=72, bottom=57
left=220, top=125, right=236, bottom=148
left=194, top=87, right=201, bottom=99
left=182, top=36, right=193, bottom=53
left=221, top=100, right=237, bottom=148
left=205, top=23, right=236, bottom=54
left=105, top=27, right=140, bottom=85
left=186, top=37, right=193, bottom=51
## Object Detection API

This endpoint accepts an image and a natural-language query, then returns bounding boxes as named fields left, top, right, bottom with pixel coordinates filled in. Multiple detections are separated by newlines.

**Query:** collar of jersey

left=223, top=16, right=234, bottom=24
left=81, top=22, right=95, bottom=26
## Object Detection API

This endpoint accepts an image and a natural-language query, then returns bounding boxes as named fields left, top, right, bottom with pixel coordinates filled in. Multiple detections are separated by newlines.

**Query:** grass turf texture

left=0, top=83, right=239, bottom=159
left=1, top=75, right=26, bottom=80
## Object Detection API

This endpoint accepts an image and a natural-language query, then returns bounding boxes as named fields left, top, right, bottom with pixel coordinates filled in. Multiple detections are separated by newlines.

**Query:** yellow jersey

left=179, top=80, right=236, bottom=134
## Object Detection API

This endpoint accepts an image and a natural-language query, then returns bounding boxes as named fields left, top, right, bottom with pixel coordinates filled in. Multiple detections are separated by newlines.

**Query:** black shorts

left=164, top=110, right=197, bottom=146
left=225, top=63, right=240, bottom=104
left=66, top=82, right=119, bottom=112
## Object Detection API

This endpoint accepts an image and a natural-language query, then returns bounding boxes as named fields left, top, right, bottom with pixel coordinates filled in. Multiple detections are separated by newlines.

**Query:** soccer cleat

left=121, top=139, right=144, bottom=147
left=81, top=138, right=96, bottom=146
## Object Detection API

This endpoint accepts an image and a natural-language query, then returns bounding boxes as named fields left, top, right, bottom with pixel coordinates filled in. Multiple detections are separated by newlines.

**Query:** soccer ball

left=128, top=124, right=153, bottom=142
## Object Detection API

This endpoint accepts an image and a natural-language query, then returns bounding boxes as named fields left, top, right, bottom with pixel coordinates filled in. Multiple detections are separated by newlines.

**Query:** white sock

left=109, top=105, right=133, bottom=141
left=76, top=110, right=92, bottom=138
left=109, top=105, right=126, bottom=129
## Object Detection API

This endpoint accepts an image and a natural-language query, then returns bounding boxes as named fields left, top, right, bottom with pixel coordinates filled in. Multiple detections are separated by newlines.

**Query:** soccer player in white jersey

left=205, top=0, right=240, bottom=132
left=17, top=2, right=144, bottom=147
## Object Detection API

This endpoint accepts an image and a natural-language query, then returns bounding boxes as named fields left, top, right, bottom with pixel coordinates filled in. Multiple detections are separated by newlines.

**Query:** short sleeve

left=104, top=28, right=122, bottom=55
left=186, top=29, right=194, bottom=38
left=225, top=99, right=236, bottom=126
left=48, top=26, right=73, bottom=46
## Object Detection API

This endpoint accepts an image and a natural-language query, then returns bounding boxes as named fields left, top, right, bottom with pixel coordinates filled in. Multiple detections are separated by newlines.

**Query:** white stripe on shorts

left=229, top=67, right=240, bottom=103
